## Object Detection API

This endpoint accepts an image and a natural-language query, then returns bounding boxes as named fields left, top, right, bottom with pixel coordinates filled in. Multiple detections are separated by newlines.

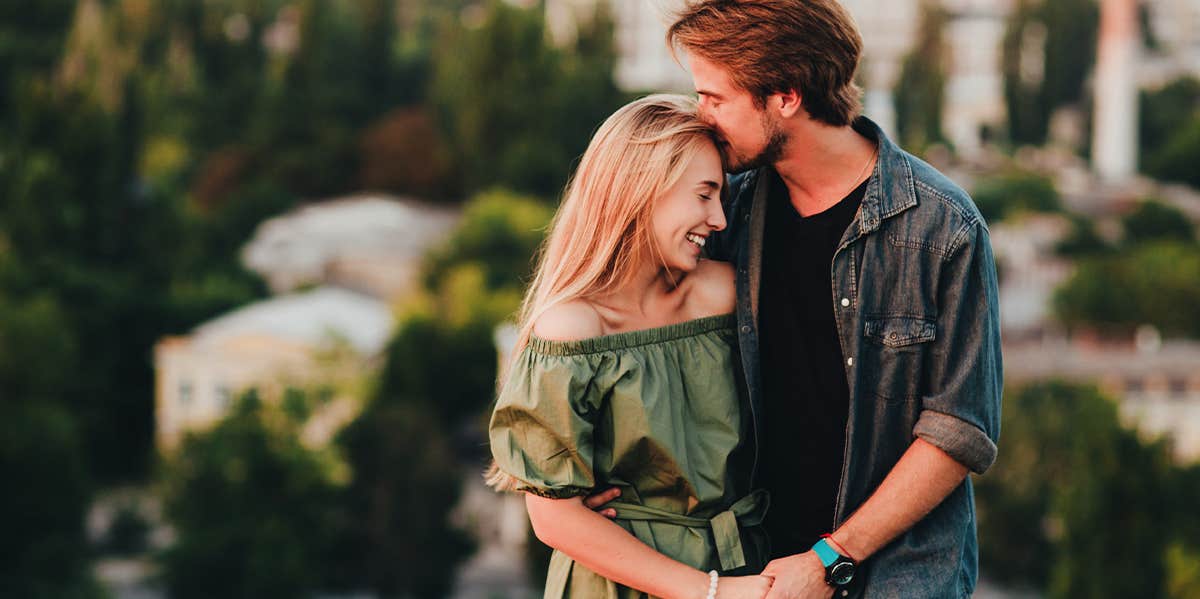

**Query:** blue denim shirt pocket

left=861, top=316, right=936, bottom=404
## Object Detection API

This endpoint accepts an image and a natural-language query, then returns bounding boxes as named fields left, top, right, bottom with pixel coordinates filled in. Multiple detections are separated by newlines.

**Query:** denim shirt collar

left=846, top=116, right=918, bottom=240
left=743, top=115, right=917, bottom=325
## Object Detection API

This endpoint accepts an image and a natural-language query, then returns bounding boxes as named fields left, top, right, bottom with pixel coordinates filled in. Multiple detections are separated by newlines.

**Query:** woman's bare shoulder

left=532, top=300, right=605, bottom=341
left=686, top=260, right=736, bottom=317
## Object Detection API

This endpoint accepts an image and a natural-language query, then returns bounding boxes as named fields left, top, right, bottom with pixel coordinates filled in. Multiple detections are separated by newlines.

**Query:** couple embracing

left=486, top=1, right=1003, bottom=598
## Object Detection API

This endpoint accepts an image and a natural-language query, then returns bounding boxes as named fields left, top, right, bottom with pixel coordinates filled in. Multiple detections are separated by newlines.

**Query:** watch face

left=830, top=561, right=855, bottom=586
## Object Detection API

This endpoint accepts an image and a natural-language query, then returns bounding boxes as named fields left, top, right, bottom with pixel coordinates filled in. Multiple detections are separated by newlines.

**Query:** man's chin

left=717, top=148, right=753, bottom=174
left=722, top=154, right=765, bottom=175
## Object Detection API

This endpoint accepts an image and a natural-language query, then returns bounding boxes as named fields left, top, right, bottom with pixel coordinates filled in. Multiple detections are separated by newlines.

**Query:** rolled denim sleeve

left=914, top=222, right=1003, bottom=474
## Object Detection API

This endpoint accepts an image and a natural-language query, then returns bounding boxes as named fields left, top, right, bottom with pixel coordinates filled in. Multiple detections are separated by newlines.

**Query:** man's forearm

left=829, top=438, right=968, bottom=561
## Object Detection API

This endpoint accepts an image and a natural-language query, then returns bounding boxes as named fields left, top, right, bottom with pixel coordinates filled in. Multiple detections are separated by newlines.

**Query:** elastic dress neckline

left=528, top=313, right=735, bottom=356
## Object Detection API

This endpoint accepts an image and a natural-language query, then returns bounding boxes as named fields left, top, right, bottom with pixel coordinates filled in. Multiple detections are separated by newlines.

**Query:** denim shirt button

left=840, top=298, right=850, bottom=307
left=741, top=325, right=751, bottom=334
left=846, top=357, right=854, bottom=366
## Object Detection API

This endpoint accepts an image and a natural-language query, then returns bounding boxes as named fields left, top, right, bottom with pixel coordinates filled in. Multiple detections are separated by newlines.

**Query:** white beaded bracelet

left=705, top=569, right=719, bottom=599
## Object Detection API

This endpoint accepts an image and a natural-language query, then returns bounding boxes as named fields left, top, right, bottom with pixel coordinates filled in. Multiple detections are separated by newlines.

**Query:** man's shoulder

left=878, top=150, right=991, bottom=260
left=901, top=153, right=985, bottom=231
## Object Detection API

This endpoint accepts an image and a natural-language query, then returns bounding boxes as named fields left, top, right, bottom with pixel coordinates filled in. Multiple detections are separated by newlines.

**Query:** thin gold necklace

left=843, top=144, right=877, bottom=200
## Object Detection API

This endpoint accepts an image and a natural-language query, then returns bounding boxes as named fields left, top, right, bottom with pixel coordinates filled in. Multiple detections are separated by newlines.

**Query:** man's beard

left=720, top=113, right=787, bottom=174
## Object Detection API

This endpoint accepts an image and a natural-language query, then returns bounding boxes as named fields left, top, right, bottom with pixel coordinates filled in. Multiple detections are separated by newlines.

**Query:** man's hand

left=583, top=486, right=621, bottom=518
left=761, top=552, right=833, bottom=599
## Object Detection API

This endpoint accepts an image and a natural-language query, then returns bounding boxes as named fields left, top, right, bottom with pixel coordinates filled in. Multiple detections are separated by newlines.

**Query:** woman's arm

left=526, top=494, right=772, bottom=599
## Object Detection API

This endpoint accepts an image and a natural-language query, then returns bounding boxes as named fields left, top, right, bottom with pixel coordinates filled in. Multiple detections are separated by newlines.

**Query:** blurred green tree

left=1139, top=77, right=1200, bottom=166
left=971, top=169, right=1061, bottom=222
left=333, top=402, right=474, bottom=598
left=894, top=2, right=949, bottom=153
left=0, top=286, right=104, bottom=598
left=1143, top=115, right=1200, bottom=189
left=431, top=0, right=623, bottom=197
left=1053, top=241, right=1200, bottom=337
left=0, top=0, right=75, bottom=114
left=160, top=390, right=343, bottom=599
left=975, top=381, right=1173, bottom=597
left=1121, top=199, right=1196, bottom=246
left=1002, top=0, right=1099, bottom=147
left=335, top=188, right=551, bottom=596
left=1054, top=214, right=1112, bottom=258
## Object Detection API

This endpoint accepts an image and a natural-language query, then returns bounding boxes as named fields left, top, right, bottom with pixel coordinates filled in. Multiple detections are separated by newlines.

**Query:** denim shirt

left=707, top=117, right=1003, bottom=598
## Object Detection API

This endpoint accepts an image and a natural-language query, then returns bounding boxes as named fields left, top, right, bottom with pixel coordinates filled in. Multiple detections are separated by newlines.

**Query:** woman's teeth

left=686, top=233, right=706, bottom=248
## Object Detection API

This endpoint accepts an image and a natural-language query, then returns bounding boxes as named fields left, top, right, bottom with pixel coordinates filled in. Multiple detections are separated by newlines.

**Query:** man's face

left=690, top=54, right=787, bottom=174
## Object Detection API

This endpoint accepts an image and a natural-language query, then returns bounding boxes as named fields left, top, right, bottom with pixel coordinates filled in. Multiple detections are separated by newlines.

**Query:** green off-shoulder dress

left=488, top=314, right=769, bottom=599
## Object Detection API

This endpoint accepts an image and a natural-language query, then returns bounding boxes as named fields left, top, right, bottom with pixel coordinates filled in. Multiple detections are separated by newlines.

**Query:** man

left=660, top=1, right=1001, bottom=597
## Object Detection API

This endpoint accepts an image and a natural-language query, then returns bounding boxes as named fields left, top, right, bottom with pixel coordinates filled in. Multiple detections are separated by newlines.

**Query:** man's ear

left=775, top=88, right=803, bottom=119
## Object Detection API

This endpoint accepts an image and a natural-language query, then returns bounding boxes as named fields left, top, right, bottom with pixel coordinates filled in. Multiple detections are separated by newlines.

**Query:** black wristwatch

left=812, top=537, right=857, bottom=587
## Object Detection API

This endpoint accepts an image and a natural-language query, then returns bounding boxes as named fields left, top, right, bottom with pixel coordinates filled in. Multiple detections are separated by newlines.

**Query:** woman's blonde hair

left=511, top=94, right=717, bottom=360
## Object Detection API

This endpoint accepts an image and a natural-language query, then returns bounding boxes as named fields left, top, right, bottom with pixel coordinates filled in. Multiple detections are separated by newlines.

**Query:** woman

left=487, top=95, right=773, bottom=599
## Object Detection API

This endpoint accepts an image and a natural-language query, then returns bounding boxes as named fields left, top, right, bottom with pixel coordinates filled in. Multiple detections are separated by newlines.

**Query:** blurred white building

left=241, top=194, right=460, bottom=300
left=1142, top=0, right=1200, bottom=87
left=154, top=286, right=394, bottom=452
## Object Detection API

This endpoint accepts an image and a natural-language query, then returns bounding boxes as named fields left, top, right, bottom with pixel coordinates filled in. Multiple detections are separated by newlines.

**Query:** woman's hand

left=715, top=574, right=773, bottom=599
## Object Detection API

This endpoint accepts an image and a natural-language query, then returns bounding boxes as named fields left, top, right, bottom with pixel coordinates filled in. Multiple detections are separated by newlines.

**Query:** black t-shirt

left=758, top=169, right=867, bottom=559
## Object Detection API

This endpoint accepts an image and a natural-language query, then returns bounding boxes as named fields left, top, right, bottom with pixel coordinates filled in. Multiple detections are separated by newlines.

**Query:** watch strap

left=812, top=538, right=842, bottom=568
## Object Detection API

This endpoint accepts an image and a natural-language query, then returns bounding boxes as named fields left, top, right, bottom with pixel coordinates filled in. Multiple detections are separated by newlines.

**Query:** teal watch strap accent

left=812, top=538, right=841, bottom=568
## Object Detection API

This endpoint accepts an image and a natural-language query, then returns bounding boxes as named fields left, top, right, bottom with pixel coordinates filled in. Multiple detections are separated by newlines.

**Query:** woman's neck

left=592, top=262, right=686, bottom=324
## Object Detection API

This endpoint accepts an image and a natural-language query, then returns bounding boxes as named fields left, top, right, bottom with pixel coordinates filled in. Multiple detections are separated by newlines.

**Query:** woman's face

left=650, top=141, right=727, bottom=273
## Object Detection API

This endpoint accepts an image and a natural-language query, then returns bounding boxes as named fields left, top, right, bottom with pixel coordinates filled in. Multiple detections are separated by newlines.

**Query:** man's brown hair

left=668, top=0, right=864, bottom=127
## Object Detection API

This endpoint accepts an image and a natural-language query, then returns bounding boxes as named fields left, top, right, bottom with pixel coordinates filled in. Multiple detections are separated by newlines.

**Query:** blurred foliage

left=357, top=106, right=454, bottom=197
left=1144, top=116, right=1200, bottom=190
left=160, top=390, right=344, bottom=599
left=332, top=188, right=552, bottom=597
left=0, top=401, right=106, bottom=599
left=334, top=402, right=475, bottom=599
left=1054, top=198, right=1198, bottom=336
left=1054, top=214, right=1112, bottom=258
left=1054, top=241, right=1200, bottom=338
left=1002, top=0, right=1099, bottom=147
left=103, top=503, right=151, bottom=556
left=975, top=381, right=1195, bottom=598
left=1121, top=199, right=1196, bottom=246
left=424, top=188, right=554, bottom=294
left=971, top=169, right=1061, bottom=222
left=894, top=2, right=949, bottom=154
left=1140, top=77, right=1200, bottom=188
left=0, top=253, right=103, bottom=597
left=431, top=0, right=625, bottom=197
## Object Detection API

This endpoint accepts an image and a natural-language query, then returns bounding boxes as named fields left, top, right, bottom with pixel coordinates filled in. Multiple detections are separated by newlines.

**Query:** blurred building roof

left=155, top=286, right=394, bottom=451
left=241, top=193, right=460, bottom=300
left=191, top=285, right=393, bottom=355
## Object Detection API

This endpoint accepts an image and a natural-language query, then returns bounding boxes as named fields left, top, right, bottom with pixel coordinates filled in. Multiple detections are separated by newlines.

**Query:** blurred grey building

left=241, top=194, right=460, bottom=300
